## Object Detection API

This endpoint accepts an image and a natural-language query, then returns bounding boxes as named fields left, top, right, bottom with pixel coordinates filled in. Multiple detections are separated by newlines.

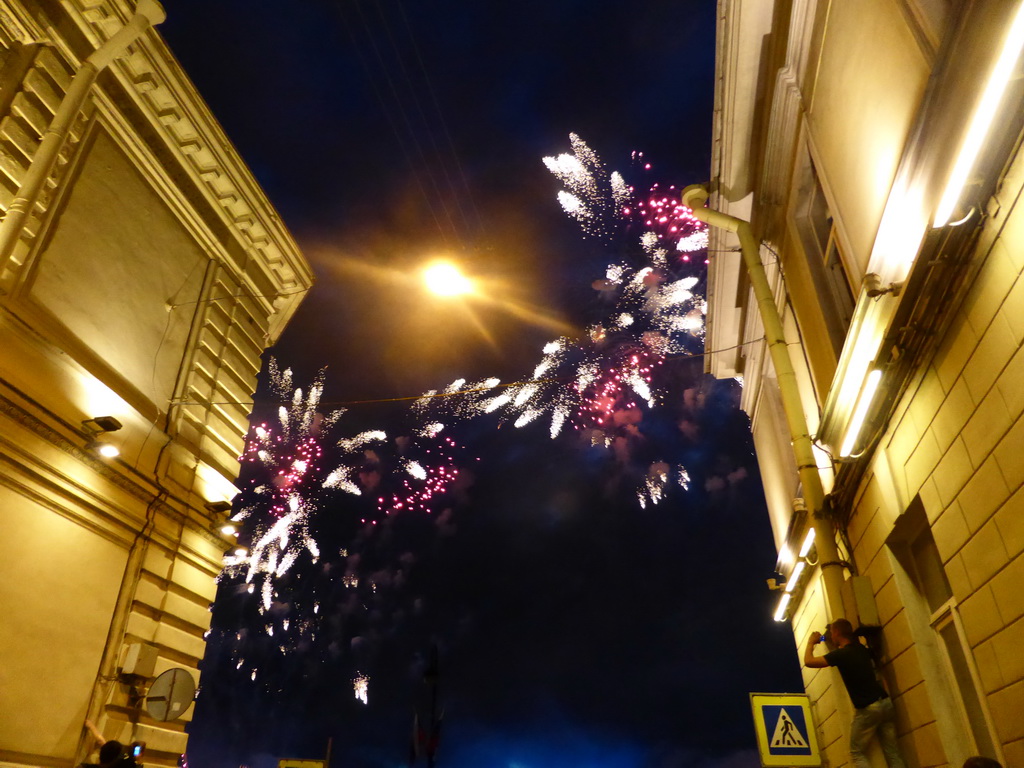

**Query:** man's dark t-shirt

left=824, top=642, right=887, bottom=708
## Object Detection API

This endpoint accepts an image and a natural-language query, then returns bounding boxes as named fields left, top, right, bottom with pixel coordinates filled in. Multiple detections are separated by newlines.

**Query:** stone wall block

left=993, top=416, right=1024, bottom=484
left=972, top=638, right=1005, bottom=692
left=1000, top=736, right=1024, bottom=768
left=961, top=518, right=1011, bottom=593
left=931, top=378, right=974, bottom=454
left=964, top=240, right=1015, bottom=336
left=958, top=455, right=1011, bottom=533
left=934, top=313, right=979, bottom=395
left=932, top=502, right=970, bottom=562
left=995, top=341, right=1024, bottom=418
left=989, top=678, right=1024, bottom=742
left=963, top=314, right=1015, bottom=404
left=167, top=558, right=218, bottom=602
left=945, top=553, right=973, bottom=601
left=993, top=488, right=1024, bottom=558
left=963, top=391, right=1012, bottom=468
left=152, top=621, right=205, bottom=662
left=988, top=617, right=1024, bottom=687
left=902, top=721, right=946, bottom=768
left=989, top=553, right=1024, bottom=625
left=959, top=585, right=1005, bottom=647
left=904, top=430, right=942, bottom=501
left=932, top=438, right=973, bottom=508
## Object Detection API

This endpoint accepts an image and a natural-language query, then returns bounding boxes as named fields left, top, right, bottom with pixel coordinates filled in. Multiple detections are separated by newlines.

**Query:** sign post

left=749, top=693, right=821, bottom=767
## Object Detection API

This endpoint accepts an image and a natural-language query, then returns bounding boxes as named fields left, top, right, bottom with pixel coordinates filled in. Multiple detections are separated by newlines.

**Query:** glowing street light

left=422, top=260, right=473, bottom=297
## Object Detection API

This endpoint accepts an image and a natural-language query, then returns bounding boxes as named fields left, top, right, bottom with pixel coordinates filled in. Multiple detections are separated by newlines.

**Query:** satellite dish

left=145, top=668, right=196, bottom=721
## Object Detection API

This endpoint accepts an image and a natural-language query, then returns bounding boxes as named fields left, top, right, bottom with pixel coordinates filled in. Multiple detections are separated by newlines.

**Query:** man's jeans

left=850, top=696, right=906, bottom=768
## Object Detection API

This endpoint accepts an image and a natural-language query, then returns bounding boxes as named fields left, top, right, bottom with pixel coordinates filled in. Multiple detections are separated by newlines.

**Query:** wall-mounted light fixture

left=82, top=416, right=123, bottom=458
left=785, top=561, right=807, bottom=593
left=798, top=528, right=816, bottom=559
left=840, top=368, right=883, bottom=457
left=773, top=593, right=792, bottom=622
left=205, top=500, right=238, bottom=537
left=934, top=2, right=1024, bottom=227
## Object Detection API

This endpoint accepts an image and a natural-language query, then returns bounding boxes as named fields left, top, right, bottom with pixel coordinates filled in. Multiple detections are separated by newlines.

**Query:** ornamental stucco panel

left=28, top=126, right=205, bottom=409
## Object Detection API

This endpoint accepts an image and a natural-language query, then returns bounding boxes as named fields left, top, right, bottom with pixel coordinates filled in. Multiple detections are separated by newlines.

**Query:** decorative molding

left=0, top=1, right=38, bottom=45
left=759, top=66, right=803, bottom=210
left=62, top=1, right=313, bottom=336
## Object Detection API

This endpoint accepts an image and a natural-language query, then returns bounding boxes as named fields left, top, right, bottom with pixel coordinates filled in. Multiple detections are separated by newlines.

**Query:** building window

left=792, top=155, right=855, bottom=358
left=887, top=498, right=1000, bottom=763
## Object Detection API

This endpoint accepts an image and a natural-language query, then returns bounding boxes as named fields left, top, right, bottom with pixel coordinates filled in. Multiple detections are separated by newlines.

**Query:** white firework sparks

left=543, top=133, right=622, bottom=240
left=223, top=364, right=347, bottom=614
left=337, top=430, right=387, bottom=453
left=677, top=229, right=709, bottom=253
left=354, top=673, right=369, bottom=705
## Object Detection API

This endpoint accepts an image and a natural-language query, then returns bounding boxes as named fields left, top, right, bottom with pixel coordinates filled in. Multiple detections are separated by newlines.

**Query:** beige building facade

left=701, top=1, right=1024, bottom=766
left=0, top=1, right=312, bottom=766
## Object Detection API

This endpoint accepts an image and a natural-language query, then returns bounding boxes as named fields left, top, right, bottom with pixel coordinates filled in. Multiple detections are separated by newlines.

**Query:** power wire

left=169, top=338, right=760, bottom=408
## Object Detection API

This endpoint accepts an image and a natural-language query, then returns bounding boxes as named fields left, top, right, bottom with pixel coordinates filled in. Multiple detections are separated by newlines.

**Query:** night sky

left=158, top=3, right=803, bottom=767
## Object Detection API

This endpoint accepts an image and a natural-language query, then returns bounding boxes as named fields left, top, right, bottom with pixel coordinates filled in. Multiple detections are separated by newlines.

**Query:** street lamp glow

left=423, top=261, right=472, bottom=296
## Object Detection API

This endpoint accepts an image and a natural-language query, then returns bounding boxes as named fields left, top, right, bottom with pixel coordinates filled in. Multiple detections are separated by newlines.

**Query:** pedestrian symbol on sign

left=770, top=708, right=809, bottom=749
left=750, top=693, right=821, bottom=766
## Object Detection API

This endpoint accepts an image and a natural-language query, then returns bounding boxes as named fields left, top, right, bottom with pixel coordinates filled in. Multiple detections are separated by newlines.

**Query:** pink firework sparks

left=575, top=349, right=664, bottom=431
left=368, top=435, right=471, bottom=522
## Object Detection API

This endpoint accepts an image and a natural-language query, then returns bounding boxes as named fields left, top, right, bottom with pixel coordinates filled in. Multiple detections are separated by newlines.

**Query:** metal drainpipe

left=0, top=0, right=167, bottom=277
left=35, top=3, right=169, bottom=758
left=682, top=184, right=846, bottom=621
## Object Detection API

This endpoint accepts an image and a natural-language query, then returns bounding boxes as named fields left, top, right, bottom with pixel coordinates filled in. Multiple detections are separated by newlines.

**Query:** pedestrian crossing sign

left=749, top=693, right=821, bottom=767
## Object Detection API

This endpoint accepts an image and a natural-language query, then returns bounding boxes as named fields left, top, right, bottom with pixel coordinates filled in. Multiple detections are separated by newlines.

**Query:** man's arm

left=84, top=719, right=106, bottom=747
left=803, top=632, right=829, bottom=669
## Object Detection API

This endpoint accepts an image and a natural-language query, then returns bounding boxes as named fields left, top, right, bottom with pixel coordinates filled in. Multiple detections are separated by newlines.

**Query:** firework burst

left=411, top=135, right=709, bottom=506
left=223, top=362, right=344, bottom=607
left=211, top=135, right=712, bottom=707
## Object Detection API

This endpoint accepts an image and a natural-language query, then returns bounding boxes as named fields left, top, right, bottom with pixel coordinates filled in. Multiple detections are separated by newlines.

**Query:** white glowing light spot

left=677, top=468, right=691, bottom=490
left=405, top=460, right=427, bottom=480
left=483, top=394, right=512, bottom=413
left=337, top=430, right=387, bottom=452
left=550, top=406, right=568, bottom=438
left=423, top=262, right=472, bottom=297
left=557, top=190, right=585, bottom=214
left=354, top=673, right=369, bottom=705
left=514, top=410, right=541, bottom=428
left=513, top=384, right=539, bottom=407
left=676, top=230, right=709, bottom=252
left=323, top=466, right=361, bottom=495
